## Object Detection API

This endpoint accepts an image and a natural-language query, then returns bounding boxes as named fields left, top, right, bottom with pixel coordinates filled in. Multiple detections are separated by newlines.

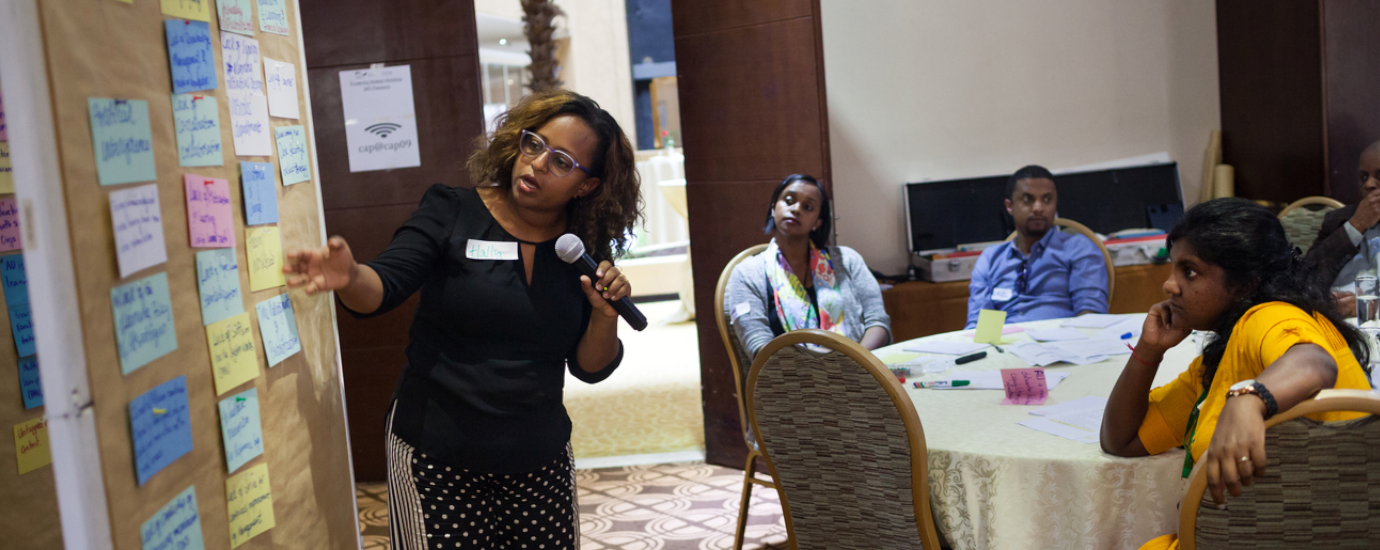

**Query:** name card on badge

left=465, top=239, right=518, bottom=261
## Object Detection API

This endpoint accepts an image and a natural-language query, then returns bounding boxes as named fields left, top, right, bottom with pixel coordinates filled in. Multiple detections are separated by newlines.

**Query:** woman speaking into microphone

left=283, top=90, right=642, bottom=550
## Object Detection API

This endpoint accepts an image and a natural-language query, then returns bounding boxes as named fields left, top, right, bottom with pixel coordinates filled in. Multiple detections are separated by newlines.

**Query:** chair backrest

left=1178, top=389, right=1380, bottom=550
left=715, top=243, right=769, bottom=447
left=1277, top=196, right=1343, bottom=254
left=1005, top=217, right=1116, bottom=304
left=745, top=329, right=943, bottom=550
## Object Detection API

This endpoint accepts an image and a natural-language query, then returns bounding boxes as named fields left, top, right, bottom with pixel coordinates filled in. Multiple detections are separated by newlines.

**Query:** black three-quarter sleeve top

left=344, top=184, right=624, bottom=473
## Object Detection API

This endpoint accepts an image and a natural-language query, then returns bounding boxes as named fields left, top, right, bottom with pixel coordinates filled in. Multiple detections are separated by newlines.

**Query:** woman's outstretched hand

left=284, top=236, right=357, bottom=295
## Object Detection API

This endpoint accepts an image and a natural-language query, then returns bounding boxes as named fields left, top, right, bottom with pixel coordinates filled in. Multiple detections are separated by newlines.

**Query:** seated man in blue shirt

left=965, top=165, right=1109, bottom=328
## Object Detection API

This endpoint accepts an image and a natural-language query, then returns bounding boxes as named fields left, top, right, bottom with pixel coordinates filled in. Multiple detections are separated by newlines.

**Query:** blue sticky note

left=240, top=162, right=278, bottom=225
left=112, top=272, right=178, bottom=374
left=129, top=375, right=194, bottom=485
left=9, top=303, right=34, bottom=357
left=0, top=253, right=28, bottom=306
left=217, top=388, right=263, bottom=473
left=165, top=20, right=218, bottom=94
left=257, top=0, right=290, bottom=35
left=89, top=98, right=157, bottom=186
left=196, top=248, right=244, bottom=326
left=172, top=93, right=223, bottom=167
left=141, top=485, right=205, bottom=550
left=254, top=294, right=300, bottom=367
left=18, top=356, right=41, bottom=409
left=274, top=126, right=310, bottom=185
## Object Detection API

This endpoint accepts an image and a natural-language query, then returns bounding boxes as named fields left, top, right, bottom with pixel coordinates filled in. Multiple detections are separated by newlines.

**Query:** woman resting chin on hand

left=1098, top=198, right=1374, bottom=550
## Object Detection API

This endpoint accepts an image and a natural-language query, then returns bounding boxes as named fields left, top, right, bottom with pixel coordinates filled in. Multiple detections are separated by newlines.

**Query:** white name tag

left=992, top=287, right=1014, bottom=302
left=465, top=239, right=519, bottom=260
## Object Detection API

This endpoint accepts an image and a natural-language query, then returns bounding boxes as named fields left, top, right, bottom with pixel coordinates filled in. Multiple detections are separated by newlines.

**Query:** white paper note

left=1025, top=328, right=1089, bottom=342
left=109, top=184, right=168, bottom=278
left=263, top=58, right=299, bottom=119
left=1018, top=415, right=1100, bottom=444
left=1094, top=315, right=1144, bottom=341
left=1048, top=339, right=1131, bottom=359
left=1060, top=314, right=1128, bottom=329
left=228, top=91, right=272, bottom=156
left=221, top=33, right=264, bottom=95
left=903, top=341, right=988, bottom=355
left=1030, top=396, right=1108, bottom=417
left=339, top=66, right=421, bottom=172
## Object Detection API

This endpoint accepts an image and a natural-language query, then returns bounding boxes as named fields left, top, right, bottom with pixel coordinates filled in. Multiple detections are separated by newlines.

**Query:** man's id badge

left=465, top=239, right=519, bottom=260
left=992, top=287, right=1014, bottom=302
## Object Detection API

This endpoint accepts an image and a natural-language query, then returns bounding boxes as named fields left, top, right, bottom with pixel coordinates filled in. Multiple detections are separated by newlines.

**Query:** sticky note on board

left=274, top=126, right=310, bottom=185
left=9, top=303, right=35, bottom=357
left=13, top=417, right=50, bottom=474
left=185, top=174, right=235, bottom=248
left=141, top=486, right=206, bottom=550
left=1, top=253, right=28, bottom=305
left=172, top=93, right=224, bottom=167
left=110, top=184, right=170, bottom=278
left=161, top=0, right=211, bottom=21
left=0, top=143, right=12, bottom=194
left=227, top=92, right=272, bottom=156
left=0, top=86, right=7, bottom=140
left=973, top=309, right=1007, bottom=344
left=89, top=98, right=157, bottom=186
left=0, top=198, right=22, bottom=252
left=225, top=463, right=275, bottom=548
left=221, top=33, right=264, bottom=95
left=196, top=248, right=245, bottom=326
left=263, top=58, right=299, bottom=119
left=1000, top=367, right=1049, bottom=406
left=216, top=0, right=255, bottom=36
left=240, top=161, right=277, bottom=225
left=111, top=272, right=178, bottom=374
left=257, top=0, right=290, bottom=35
left=255, top=294, right=300, bottom=367
left=18, top=356, right=41, bottom=409
left=218, top=388, right=263, bottom=473
left=165, top=20, right=218, bottom=94
left=129, top=375, right=194, bottom=485
left=246, top=226, right=285, bottom=291
left=207, top=312, right=260, bottom=395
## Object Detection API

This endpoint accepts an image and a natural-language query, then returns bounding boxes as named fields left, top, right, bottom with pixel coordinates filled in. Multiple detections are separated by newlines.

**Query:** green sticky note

left=974, top=309, right=1007, bottom=344
left=89, top=98, right=157, bottom=186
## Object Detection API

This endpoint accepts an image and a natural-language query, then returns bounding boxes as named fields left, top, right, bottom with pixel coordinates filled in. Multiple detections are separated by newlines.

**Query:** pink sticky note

left=0, top=199, right=19, bottom=252
left=1000, top=367, right=1048, bottom=406
left=185, top=174, right=235, bottom=248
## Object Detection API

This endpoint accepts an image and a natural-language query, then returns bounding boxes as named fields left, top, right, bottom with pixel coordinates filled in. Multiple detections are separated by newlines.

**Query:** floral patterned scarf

left=765, top=239, right=848, bottom=337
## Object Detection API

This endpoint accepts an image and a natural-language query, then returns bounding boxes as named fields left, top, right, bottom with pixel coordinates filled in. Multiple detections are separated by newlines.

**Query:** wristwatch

left=1226, top=379, right=1278, bottom=419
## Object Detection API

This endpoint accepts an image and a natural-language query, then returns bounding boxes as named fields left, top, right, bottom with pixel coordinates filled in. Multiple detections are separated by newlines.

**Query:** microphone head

left=555, top=234, right=586, bottom=264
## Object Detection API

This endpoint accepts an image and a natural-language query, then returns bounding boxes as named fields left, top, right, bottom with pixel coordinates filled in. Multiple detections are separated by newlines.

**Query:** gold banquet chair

left=1277, top=196, right=1344, bottom=254
left=1178, top=389, right=1380, bottom=550
left=745, top=329, right=943, bottom=550
left=713, top=243, right=775, bottom=549
left=1006, top=217, right=1116, bottom=304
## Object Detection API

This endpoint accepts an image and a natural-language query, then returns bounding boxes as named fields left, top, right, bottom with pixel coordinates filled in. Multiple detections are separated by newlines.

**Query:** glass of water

left=1357, top=275, right=1379, bottom=333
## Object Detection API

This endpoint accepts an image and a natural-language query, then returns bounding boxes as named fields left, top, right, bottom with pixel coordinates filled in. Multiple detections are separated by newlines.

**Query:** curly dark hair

left=1167, top=198, right=1370, bottom=388
left=468, top=90, right=643, bottom=262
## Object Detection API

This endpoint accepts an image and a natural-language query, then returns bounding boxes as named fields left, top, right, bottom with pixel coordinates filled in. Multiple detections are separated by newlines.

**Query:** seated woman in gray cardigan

left=725, top=174, right=892, bottom=359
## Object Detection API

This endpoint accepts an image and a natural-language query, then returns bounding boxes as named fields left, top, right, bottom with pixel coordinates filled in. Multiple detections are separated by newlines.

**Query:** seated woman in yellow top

left=1099, top=198, right=1373, bottom=550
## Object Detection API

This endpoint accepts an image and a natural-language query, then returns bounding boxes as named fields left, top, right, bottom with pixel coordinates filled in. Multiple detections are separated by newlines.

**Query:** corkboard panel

left=34, top=1, right=356, bottom=548
left=0, top=245, right=62, bottom=550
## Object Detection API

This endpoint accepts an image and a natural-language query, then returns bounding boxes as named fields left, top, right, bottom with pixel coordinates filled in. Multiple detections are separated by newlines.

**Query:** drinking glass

left=1356, top=275, right=1379, bottom=334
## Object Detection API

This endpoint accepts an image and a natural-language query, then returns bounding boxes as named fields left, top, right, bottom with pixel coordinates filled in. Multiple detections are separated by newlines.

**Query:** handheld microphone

left=555, top=234, right=649, bottom=331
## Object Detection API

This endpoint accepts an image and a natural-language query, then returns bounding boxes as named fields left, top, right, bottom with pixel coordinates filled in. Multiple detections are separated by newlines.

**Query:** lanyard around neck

left=1181, top=388, right=1209, bottom=478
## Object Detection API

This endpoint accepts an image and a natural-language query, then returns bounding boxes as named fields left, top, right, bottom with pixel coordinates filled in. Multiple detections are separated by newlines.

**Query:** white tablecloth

left=874, top=316, right=1201, bottom=550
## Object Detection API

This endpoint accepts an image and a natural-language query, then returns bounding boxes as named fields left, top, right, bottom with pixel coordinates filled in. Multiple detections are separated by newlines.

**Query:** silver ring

left=1238, top=456, right=1251, bottom=463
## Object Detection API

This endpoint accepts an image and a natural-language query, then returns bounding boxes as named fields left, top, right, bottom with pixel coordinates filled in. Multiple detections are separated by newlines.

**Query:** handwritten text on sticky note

left=1, top=253, right=28, bottom=306
left=0, top=143, right=11, bottom=194
left=165, top=20, right=218, bottom=94
left=89, top=98, right=157, bottom=185
left=172, top=93, right=223, bottom=167
left=240, top=161, right=278, bottom=225
left=1000, top=367, right=1049, bottom=406
left=263, top=58, right=299, bottom=119
left=18, top=356, right=41, bottom=409
left=207, top=312, right=259, bottom=395
left=9, top=303, right=34, bottom=357
left=112, top=272, right=178, bottom=374
left=0, top=198, right=18, bottom=252
left=255, top=294, right=300, bottom=367
left=247, top=226, right=285, bottom=291
left=13, top=417, right=50, bottom=474
left=221, top=33, right=263, bottom=95
left=130, top=375, right=194, bottom=485
left=196, top=248, right=244, bottom=326
left=227, top=92, right=272, bottom=156
left=110, top=184, right=169, bottom=278
left=141, top=485, right=206, bottom=550
left=275, top=125, right=310, bottom=185
left=161, top=0, right=211, bottom=21
left=0, top=87, right=7, bottom=140
left=186, top=174, right=235, bottom=248
left=216, top=0, right=254, bottom=36
left=218, top=388, right=263, bottom=473
left=257, top=0, right=290, bottom=35
left=226, top=463, right=275, bottom=548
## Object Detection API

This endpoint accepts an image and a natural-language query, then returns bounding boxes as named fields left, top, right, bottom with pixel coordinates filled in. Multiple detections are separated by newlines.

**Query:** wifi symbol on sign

left=365, top=122, right=403, bottom=138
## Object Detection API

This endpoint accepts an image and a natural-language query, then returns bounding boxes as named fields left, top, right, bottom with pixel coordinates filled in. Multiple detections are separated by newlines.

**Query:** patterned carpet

left=357, top=461, right=789, bottom=549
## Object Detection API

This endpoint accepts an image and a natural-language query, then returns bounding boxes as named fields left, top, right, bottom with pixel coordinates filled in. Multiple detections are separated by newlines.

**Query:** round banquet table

left=873, top=315, right=1200, bottom=550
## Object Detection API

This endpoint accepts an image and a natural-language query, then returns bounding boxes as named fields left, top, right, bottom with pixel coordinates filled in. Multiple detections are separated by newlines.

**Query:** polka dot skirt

left=386, top=432, right=578, bottom=550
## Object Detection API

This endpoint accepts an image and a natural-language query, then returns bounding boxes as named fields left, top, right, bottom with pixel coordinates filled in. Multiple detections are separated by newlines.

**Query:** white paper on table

left=1018, top=415, right=1101, bottom=444
left=109, top=184, right=168, bottom=278
left=1048, top=339, right=1131, bottom=359
left=1026, top=328, right=1089, bottom=342
left=228, top=91, right=272, bottom=156
left=903, top=341, right=988, bottom=355
left=263, top=58, right=300, bottom=119
left=1030, top=396, right=1108, bottom=416
left=1060, top=314, right=1128, bottom=329
left=932, top=370, right=1070, bottom=390
left=898, top=356, right=955, bottom=374
left=1009, top=341, right=1105, bottom=367
left=1095, top=316, right=1144, bottom=341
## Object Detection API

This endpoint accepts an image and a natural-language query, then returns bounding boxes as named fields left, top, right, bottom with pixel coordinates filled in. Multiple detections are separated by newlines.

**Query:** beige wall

left=821, top=0, right=1220, bottom=273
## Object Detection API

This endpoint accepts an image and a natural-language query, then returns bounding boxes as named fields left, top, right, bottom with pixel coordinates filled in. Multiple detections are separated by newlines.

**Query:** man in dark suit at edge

left=1304, top=140, right=1380, bottom=314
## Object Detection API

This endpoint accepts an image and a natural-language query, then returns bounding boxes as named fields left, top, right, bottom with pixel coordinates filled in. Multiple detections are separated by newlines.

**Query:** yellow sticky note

left=247, top=226, right=286, bottom=292
left=0, top=143, right=13, bottom=194
left=973, top=309, right=1007, bottom=344
left=207, top=312, right=260, bottom=395
left=13, top=417, right=51, bottom=474
left=160, top=0, right=211, bottom=21
left=226, top=463, right=275, bottom=548
left=879, top=352, right=922, bottom=365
